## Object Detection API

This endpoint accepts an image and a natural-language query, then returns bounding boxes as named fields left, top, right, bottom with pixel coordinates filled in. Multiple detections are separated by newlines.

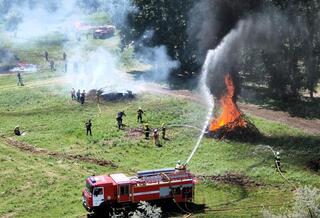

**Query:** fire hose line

left=204, top=202, right=293, bottom=213
left=172, top=193, right=192, bottom=217
left=275, top=161, right=298, bottom=189
left=167, top=124, right=203, bottom=132
left=97, top=103, right=102, bottom=114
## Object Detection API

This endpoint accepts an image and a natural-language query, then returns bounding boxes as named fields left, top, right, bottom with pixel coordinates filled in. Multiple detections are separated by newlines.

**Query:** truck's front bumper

left=82, top=197, right=92, bottom=212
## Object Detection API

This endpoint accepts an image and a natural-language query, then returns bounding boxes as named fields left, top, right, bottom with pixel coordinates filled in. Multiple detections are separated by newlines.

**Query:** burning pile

left=207, top=74, right=260, bottom=141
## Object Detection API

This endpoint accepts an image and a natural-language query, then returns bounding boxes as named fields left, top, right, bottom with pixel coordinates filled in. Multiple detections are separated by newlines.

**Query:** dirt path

left=143, top=84, right=320, bottom=135
left=239, top=103, right=320, bottom=135
left=2, top=137, right=117, bottom=167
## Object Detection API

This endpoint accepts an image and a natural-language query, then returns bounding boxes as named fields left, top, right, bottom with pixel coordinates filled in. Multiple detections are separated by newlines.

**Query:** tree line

left=120, top=0, right=320, bottom=101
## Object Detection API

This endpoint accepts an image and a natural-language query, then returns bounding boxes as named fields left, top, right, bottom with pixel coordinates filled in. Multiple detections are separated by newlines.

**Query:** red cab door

left=118, top=184, right=130, bottom=202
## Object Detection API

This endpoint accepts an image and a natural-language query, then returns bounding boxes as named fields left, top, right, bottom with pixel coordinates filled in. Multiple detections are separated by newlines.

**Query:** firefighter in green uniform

left=144, top=124, right=150, bottom=139
left=137, top=107, right=144, bottom=123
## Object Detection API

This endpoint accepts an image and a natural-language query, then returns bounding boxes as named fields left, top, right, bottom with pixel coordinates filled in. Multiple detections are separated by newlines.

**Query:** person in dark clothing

left=44, top=51, right=48, bottom=61
left=85, top=119, right=92, bottom=136
left=144, top=124, right=150, bottom=139
left=76, top=89, right=81, bottom=102
left=49, top=60, right=55, bottom=71
left=17, top=72, right=24, bottom=86
left=80, top=90, right=86, bottom=105
left=62, top=52, right=67, bottom=61
left=14, top=126, right=21, bottom=136
left=137, top=107, right=144, bottom=123
left=116, top=111, right=126, bottom=130
left=71, top=88, right=76, bottom=100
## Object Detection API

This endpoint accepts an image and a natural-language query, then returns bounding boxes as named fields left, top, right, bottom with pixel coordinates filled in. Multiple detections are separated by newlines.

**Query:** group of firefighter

left=45, top=50, right=68, bottom=73
left=16, top=50, right=68, bottom=87
left=71, top=88, right=86, bottom=105
left=84, top=107, right=167, bottom=147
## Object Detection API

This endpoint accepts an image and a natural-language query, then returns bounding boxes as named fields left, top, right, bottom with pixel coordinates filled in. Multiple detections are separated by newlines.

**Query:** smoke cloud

left=190, top=0, right=310, bottom=99
left=1, top=0, right=179, bottom=93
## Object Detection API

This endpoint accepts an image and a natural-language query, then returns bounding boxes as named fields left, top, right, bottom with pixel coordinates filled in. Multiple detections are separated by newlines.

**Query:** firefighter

left=62, top=51, right=67, bottom=61
left=116, top=111, right=126, bottom=130
left=153, top=129, right=160, bottom=146
left=17, top=72, right=24, bottom=86
left=63, top=52, right=68, bottom=72
left=137, top=107, right=144, bottom=123
left=76, top=89, right=81, bottom=102
left=161, top=123, right=166, bottom=139
left=49, top=60, right=55, bottom=71
left=85, top=119, right=92, bottom=136
left=275, top=151, right=281, bottom=171
left=71, top=88, right=76, bottom=100
left=175, top=160, right=186, bottom=171
left=14, top=126, right=21, bottom=136
left=80, top=90, right=86, bottom=105
left=44, top=50, right=48, bottom=61
left=144, top=124, right=150, bottom=139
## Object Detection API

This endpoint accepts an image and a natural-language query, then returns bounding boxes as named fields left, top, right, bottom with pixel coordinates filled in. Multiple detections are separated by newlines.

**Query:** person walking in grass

left=116, top=111, right=126, bottom=130
left=17, top=72, right=24, bottom=86
left=85, top=119, right=92, bottom=136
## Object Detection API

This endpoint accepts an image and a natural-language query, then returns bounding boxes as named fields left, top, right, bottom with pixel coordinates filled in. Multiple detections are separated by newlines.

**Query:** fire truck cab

left=82, top=168, right=196, bottom=212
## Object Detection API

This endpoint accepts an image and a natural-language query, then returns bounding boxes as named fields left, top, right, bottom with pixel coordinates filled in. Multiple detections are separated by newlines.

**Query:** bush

left=262, top=186, right=320, bottom=218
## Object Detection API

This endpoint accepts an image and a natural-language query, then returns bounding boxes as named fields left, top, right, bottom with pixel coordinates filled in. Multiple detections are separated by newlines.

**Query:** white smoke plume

left=1, top=0, right=182, bottom=93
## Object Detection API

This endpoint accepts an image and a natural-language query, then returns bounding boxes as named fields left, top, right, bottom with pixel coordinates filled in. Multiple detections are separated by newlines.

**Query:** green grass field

left=0, top=35, right=319, bottom=218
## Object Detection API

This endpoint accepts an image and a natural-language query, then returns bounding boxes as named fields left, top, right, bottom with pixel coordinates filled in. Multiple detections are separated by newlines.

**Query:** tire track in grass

left=2, top=137, right=117, bottom=168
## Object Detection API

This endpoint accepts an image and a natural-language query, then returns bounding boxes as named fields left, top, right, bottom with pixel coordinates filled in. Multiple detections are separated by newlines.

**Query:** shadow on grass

left=255, top=134, right=320, bottom=167
left=241, top=86, right=320, bottom=119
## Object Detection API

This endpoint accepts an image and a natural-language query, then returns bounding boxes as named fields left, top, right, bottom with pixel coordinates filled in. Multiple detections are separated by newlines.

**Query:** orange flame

left=209, top=74, right=246, bottom=132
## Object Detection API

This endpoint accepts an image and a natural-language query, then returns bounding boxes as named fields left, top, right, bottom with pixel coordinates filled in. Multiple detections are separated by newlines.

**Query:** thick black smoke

left=188, top=0, right=262, bottom=63
left=189, top=0, right=312, bottom=99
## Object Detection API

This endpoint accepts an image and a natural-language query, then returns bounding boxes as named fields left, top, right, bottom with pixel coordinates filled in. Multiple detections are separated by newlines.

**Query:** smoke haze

left=1, top=0, right=178, bottom=92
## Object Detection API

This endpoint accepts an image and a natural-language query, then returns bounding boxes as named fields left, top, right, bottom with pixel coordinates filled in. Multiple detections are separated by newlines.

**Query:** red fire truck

left=82, top=167, right=196, bottom=212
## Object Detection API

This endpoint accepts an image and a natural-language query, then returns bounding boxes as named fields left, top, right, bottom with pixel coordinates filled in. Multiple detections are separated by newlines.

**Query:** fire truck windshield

left=86, top=181, right=93, bottom=193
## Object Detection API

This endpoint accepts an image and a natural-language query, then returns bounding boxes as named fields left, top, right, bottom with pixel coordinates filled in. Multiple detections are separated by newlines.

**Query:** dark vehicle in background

left=93, top=25, right=115, bottom=39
